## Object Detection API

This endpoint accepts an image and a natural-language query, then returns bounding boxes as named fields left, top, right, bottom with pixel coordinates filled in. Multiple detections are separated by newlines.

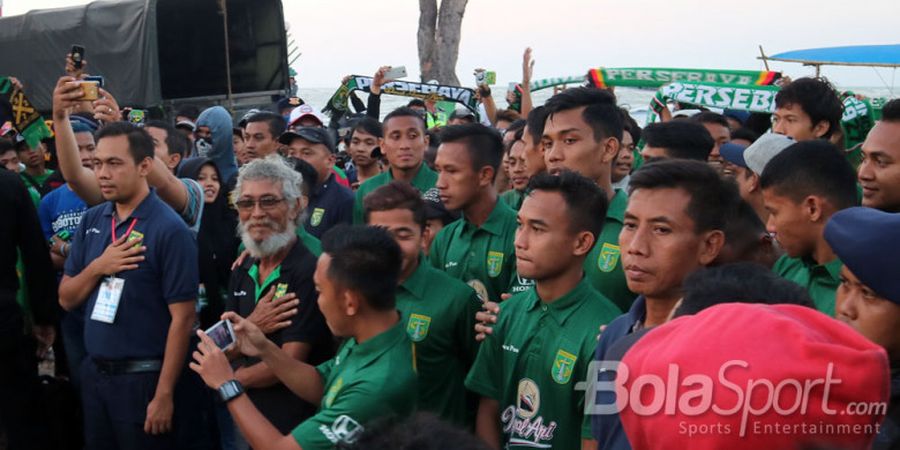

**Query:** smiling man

left=858, top=98, right=900, bottom=212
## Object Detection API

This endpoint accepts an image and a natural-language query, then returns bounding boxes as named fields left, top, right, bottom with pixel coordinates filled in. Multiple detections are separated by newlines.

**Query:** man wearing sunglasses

left=225, top=156, right=334, bottom=438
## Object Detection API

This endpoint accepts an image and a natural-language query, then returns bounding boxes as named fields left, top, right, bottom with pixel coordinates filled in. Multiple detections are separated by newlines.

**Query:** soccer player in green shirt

left=353, top=108, right=437, bottom=223
left=191, top=226, right=417, bottom=450
left=760, top=140, right=859, bottom=316
left=466, top=171, right=621, bottom=450
left=429, top=124, right=525, bottom=303
left=542, top=87, right=635, bottom=311
left=364, top=181, right=481, bottom=427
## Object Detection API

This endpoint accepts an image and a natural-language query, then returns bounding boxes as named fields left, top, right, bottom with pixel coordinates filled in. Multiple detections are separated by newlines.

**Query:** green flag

left=0, top=76, right=53, bottom=149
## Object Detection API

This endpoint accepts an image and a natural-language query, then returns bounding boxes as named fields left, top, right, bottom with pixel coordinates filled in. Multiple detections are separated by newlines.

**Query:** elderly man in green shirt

left=191, top=226, right=416, bottom=450
left=353, top=108, right=437, bottom=224
left=542, top=87, right=635, bottom=312
left=466, top=172, right=621, bottom=450
left=364, top=181, right=481, bottom=427
left=760, top=140, right=859, bottom=316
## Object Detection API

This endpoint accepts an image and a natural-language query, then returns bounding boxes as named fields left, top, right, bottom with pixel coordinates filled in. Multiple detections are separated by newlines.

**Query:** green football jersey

left=352, top=164, right=437, bottom=224
left=583, top=189, right=634, bottom=312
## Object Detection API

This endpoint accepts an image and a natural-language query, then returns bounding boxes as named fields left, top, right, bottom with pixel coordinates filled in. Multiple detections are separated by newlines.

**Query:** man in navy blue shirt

left=59, top=122, right=198, bottom=450
left=588, top=160, right=736, bottom=450
left=279, top=127, right=354, bottom=238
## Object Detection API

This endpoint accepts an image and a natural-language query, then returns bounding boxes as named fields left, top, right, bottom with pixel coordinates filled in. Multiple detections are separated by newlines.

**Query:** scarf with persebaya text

left=322, top=75, right=479, bottom=122
left=0, top=77, right=52, bottom=149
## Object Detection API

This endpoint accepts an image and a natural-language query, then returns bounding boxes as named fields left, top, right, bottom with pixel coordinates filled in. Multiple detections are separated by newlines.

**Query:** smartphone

left=384, top=66, right=407, bottom=80
left=71, top=44, right=85, bottom=70
left=84, top=75, right=104, bottom=88
left=205, top=319, right=236, bottom=350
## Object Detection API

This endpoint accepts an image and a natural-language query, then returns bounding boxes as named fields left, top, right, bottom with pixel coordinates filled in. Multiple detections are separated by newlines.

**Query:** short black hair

left=363, top=181, right=427, bottom=229
left=544, top=87, right=623, bottom=142
left=495, top=109, right=521, bottom=125
left=759, top=140, right=858, bottom=210
left=321, top=225, right=402, bottom=311
left=673, top=262, right=814, bottom=318
left=175, top=105, right=200, bottom=121
left=245, top=111, right=286, bottom=139
left=384, top=107, right=426, bottom=133
left=95, top=122, right=155, bottom=164
left=351, top=117, right=383, bottom=139
left=881, top=98, right=900, bottom=122
left=629, top=159, right=740, bottom=233
left=407, top=99, right=426, bottom=109
left=145, top=120, right=189, bottom=158
left=439, top=124, right=504, bottom=178
left=285, top=157, right=318, bottom=196
left=0, top=137, right=13, bottom=154
left=642, top=121, right=715, bottom=161
left=775, top=77, right=843, bottom=139
left=730, top=127, right=760, bottom=144
left=526, top=170, right=608, bottom=239
left=692, top=111, right=730, bottom=129
left=525, top=106, right=548, bottom=145
left=620, top=108, right=641, bottom=144
left=338, top=413, right=490, bottom=450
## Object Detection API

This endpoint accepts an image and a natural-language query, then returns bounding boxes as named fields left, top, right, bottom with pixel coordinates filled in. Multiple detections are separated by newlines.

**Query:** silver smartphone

left=384, top=66, right=407, bottom=80
left=205, top=319, right=236, bottom=350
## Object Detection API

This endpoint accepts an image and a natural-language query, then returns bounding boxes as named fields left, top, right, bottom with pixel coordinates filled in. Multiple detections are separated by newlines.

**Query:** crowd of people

left=2, top=48, right=900, bottom=450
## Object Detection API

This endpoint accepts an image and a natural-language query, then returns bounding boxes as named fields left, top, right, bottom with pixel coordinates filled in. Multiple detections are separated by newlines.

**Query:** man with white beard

left=225, top=156, right=334, bottom=437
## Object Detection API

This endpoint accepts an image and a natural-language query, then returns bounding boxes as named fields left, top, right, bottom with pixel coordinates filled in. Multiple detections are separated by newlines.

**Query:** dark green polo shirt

left=465, top=277, right=621, bottom=449
left=291, top=321, right=417, bottom=449
left=583, top=189, right=633, bottom=312
left=774, top=255, right=842, bottom=316
left=500, top=189, right=525, bottom=211
left=396, top=259, right=481, bottom=426
left=429, top=200, right=525, bottom=302
left=352, top=164, right=438, bottom=223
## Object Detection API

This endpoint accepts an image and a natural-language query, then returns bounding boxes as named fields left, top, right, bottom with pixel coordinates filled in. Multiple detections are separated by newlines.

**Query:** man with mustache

left=226, top=156, right=334, bottom=436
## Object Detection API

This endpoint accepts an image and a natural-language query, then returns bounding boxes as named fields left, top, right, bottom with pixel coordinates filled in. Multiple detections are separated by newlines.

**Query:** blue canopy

left=765, top=45, right=900, bottom=68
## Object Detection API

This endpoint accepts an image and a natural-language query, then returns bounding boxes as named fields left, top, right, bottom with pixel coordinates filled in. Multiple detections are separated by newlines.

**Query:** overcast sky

left=4, top=0, right=899, bottom=90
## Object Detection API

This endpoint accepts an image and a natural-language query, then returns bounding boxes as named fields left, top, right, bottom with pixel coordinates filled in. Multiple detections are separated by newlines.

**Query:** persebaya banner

left=840, top=92, right=890, bottom=150
left=0, top=77, right=53, bottom=149
left=322, top=75, right=479, bottom=120
left=646, top=82, right=781, bottom=124
left=589, top=68, right=781, bottom=89
left=527, top=75, right=586, bottom=92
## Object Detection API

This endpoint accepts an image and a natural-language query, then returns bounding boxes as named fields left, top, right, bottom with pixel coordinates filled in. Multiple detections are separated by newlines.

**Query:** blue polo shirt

left=589, top=296, right=647, bottom=450
left=64, top=189, right=199, bottom=360
left=304, top=173, right=354, bottom=239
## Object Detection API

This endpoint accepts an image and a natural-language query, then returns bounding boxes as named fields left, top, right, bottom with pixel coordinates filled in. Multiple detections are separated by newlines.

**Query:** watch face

left=219, top=380, right=243, bottom=402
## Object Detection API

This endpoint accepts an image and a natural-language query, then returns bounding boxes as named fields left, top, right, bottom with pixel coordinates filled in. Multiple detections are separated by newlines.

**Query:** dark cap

left=450, top=108, right=476, bottom=120
left=719, top=142, right=748, bottom=168
left=277, top=96, right=304, bottom=111
left=278, top=126, right=335, bottom=153
left=825, top=206, right=900, bottom=304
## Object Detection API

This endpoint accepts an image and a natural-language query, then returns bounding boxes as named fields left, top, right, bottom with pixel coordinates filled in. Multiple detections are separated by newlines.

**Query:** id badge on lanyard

left=90, top=217, right=138, bottom=324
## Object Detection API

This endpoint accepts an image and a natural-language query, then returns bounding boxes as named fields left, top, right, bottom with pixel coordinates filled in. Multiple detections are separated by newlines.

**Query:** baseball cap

left=277, top=96, right=303, bottom=111
left=175, top=120, right=197, bottom=132
left=825, top=207, right=900, bottom=304
left=278, top=126, right=335, bottom=153
left=619, top=303, right=889, bottom=450
left=288, top=104, right=326, bottom=128
left=719, top=142, right=748, bottom=168
left=450, top=108, right=475, bottom=120
left=743, top=133, right=795, bottom=175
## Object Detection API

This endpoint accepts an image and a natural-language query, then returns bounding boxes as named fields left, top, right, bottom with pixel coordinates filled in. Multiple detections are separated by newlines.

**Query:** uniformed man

left=59, top=122, right=198, bottom=449
left=465, top=171, right=621, bottom=450
left=364, top=181, right=480, bottom=426
left=760, top=140, right=858, bottom=316
left=429, top=123, right=524, bottom=302
left=190, top=225, right=417, bottom=450
left=279, top=127, right=354, bottom=239
left=227, top=156, right=334, bottom=434
left=353, top=107, right=438, bottom=223
left=543, top=87, right=633, bottom=311
left=825, top=207, right=900, bottom=449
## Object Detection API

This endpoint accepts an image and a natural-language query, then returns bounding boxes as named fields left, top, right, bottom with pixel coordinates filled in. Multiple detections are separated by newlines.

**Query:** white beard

left=238, top=219, right=297, bottom=258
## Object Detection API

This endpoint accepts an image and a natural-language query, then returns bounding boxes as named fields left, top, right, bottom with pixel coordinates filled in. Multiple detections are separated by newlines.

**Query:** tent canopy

left=764, top=45, right=900, bottom=68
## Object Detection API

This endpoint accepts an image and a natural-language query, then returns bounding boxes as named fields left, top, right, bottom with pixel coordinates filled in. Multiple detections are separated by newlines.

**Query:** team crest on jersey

left=552, top=349, right=577, bottom=384
left=597, top=243, right=621, bottom=273
left=324, top=377, right=343, bottom=408
left=310, top=208, right=326, bottom=227
left=487, top=251, right=504, bottom=278
left=406, top=314, right=432, bottom=342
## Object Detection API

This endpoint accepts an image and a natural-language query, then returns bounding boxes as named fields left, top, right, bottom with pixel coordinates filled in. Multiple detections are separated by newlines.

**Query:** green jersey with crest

left=583, top=189, right=634, bottom=312
left=465, top=277, right=620, bottom=449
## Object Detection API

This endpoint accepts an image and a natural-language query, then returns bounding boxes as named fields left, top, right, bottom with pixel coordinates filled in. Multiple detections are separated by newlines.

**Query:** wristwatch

left=217, top=379, right=245, bottom=403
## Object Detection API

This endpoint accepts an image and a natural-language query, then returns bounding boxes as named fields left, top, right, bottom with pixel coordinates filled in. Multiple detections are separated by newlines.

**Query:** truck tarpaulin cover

left=0, top=0, right=160, bottom=111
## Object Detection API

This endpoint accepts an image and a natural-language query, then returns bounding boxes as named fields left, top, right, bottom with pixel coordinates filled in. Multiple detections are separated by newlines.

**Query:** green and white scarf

left=323, top=75, right=479, bottom=121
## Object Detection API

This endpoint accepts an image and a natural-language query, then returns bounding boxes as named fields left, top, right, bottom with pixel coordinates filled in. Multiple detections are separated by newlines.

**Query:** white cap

left=744, top=133, right=796, bottom=175
left=288, top=104, right=326, bottom=128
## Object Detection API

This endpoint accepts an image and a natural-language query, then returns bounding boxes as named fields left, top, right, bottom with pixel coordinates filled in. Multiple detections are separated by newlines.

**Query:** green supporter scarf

left=322, top=75, right=479, bottom=122
left=0, top=77, right=53, bottom=149
left=645, top=82, right=781, bottom=124
left=588, top=67, right=781, bottom=89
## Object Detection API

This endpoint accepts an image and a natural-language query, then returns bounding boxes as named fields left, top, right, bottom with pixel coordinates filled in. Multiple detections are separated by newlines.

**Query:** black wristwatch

left=217, top=379, right=245, bottom=403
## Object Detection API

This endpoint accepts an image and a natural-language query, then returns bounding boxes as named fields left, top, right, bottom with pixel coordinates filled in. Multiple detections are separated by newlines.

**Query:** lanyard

left=111, top=217, right=138, bottom=242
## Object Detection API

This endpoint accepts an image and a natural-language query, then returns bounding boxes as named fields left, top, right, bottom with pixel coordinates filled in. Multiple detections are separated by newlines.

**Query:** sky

left=4, top=0, right=899, bottom=91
